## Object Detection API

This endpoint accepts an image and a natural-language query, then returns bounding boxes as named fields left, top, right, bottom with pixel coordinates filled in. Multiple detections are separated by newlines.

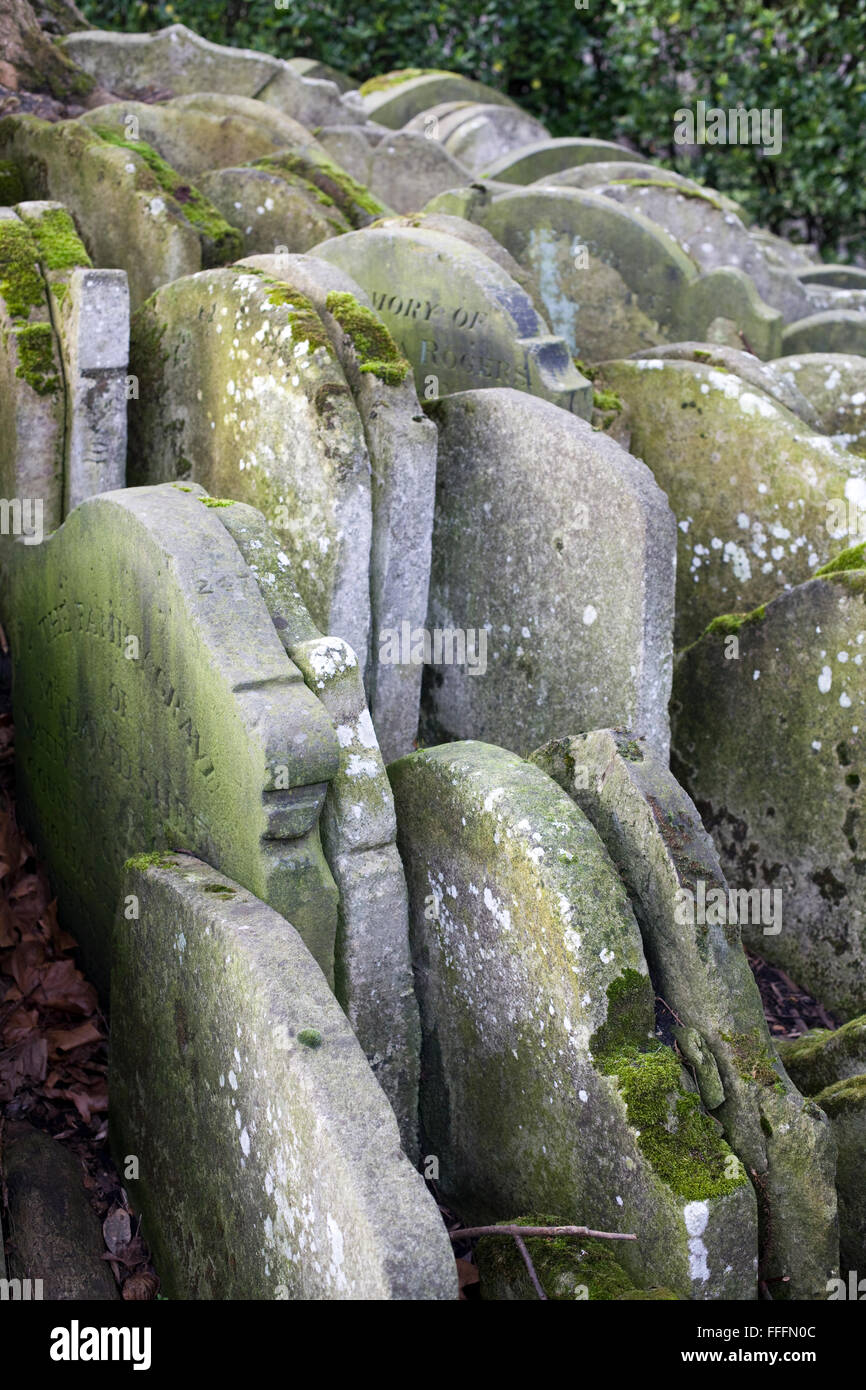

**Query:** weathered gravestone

left=529, top=728, right=838, bottom=1300
left=196, top=165, right=352, bottom=256
left=129, top=265, right=373, bottom=667
left=315, top=224, right=592, bottom=414
left=629, top=342, right=820, bottom=431
left=0, top=206, right=64, bottom=534
left=403, top=100, right=549, bottom=174
left=0, top=115, right=241, bottom=310
left=61, top=23, right=363, bottom=128
left=537, top=161, right=721, bottom=197
left=592, top=357, right=866, bottom=647
left=422, top=389, right=675, bottom=758
left=77, top=101, right=299, bottom=180
left=110, top=854, right=455, bottom=1300
left=358, top=69, right=515, bottom=130
left=671, top=545, right=866, bottom=1020
left=239, top=251, right=436, bottom=763
left=481, top=137, right=650, bottom=183
left=779, top=1014, right=866, bottom=1097
left=389, top=740, right=758, bottom=1299
left=782, top=311, right=866, bottom=358
left=798, top=265, right=866, bottom=291
left=774, top=353, right=866, bottom=457
left=364, top=130, right=471, bottom=214
left=211, top=495, right=420, bottom=1150
left=461, top=186, right=782, bottom=361
left=0, top=483, right=340, bottom=995
left=596, top=179, right=812, bottom=324
left=16, top=201, right=128, bottom=513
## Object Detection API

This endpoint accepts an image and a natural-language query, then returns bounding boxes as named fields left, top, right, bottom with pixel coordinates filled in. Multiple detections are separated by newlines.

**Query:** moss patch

left=28, top=205, right=91, bottom=273
left=589, top=969, right=655, bottom=1058
left=0, top=218, right=45, bottom=320
left=704, top=604, right=766, bottom=637
left=15, top=321, right=59, bottom=395
left=477, top=1214, right=636, bottom=1300
left=236, top=271, right=333, bottom=356
left=721, top=1028, right=781, bottom=1088
left=91, top=129, right=242, bottom=266
left=593, top=388, right=622, bottom=412
left=358, top=68, right=448, bottom=96
left=124, top=851, right=177, bottom=872
left=324, top=290, right=410, bottom=385
left=297, top=1028, right=323, bottom=1048
left=599, top=1044, right=747, bottom=1200
left=0, top=160, right=25, bottom=205
left=815, top=542, right=866, bottom=577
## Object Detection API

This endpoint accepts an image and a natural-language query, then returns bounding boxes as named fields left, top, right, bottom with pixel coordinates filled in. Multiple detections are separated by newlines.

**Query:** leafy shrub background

left=80, top=0, right=866, bottom=258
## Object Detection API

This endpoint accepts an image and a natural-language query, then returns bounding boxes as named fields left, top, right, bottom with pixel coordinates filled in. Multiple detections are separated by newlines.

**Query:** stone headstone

left=536, top=161, right=717, bottom=196
left=365, top=130, right=471, bottom=214
left=798, top=265, right=866, bottom=291
left=811, top=1078, right=866, bottom=1275
left=62, top=23, right=363, bottom=128
left=16, top=201, right=128, bottom=513
left=750, top=226, right=818, bottom=273
left=592, top=357, right=866, bottom=646
left=359, top=69, right=515, bottom=130
left=128, top=265, right=373, bottom=666
left=629, top=342, right=820, bottom=431
left=288, top=56, right=356, bottom=93
left=212, top=496, right=420, bottom=1151
left=0, top=483, right=341, bottom=995
left=0, top=115, right=241, bottom=310
left=468, top=187, right=782, bottom=361
left=405, top=101, right=549, bottom=174
left=389, top=740, right=758, bottom=1299
left=196, top=166, right=351, bottom=256
left=0, top=206, right=64, bottom=534
left=774, top=353, right=866, bottom=457
left=165, top=92, right=323, bottom=151
left=78, top=100, right=293, bottom=180
left=423, top=389, right=675, bottom=757
left=782, top=310, right=866, bottom=357
left=671, top=548, right=866, bottom=1020
left=778, top=1015, right=866, bottom=1097
left=597, top=179, right=811, bottom=324
left=239, top=251, right=436, bottom=762
left=529, top=728, right=838, bottom=1299
left=315, top=223, right=592, bottom=414
left=314, top=124, right=379, bottom=184
left=110, top=853, right=455, bottom=1300
left=482, top=137, right=650, bottom=183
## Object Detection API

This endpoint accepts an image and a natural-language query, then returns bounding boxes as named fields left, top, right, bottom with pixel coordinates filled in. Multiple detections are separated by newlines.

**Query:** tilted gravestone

left=404, top=101, right=549, bottom=174
left=129, top=265, right=373, bottom=668
left=481, top=137, right=650, bottom=183
left=389, top=740, right=758, bottom=1299
left=239, top=251, right=437, bottom=763
left=671, top=545, right=866, bottom=1020
left=782, top=310, right=866, bottom=357
left=463, top=186, right=782, bottom=361
left=0, top=483, right=341, bottom=996
left=0, top=115, right=241, bottom=311
left=592, top=357, right=866, bottom=647
left=629, top=342, right=820, bottom=431
left=529, top=728, right=838, bottom=1299
left=358, top=69, right=515, bottom=129
left=0, top=207, right=64, bottom=534
left=365, top=131, right=471, bottom=215
left=111, top=854, right=455, bottom=1300
left=536, top=161, right=720, bottom=196
left=315, top=223, right=592, bottom=415
left=422, top=389, right=675, bottom=758
left=16, top=201, right=128, bottom=514
left=77, top=101, right=299, bottom=180
left=211, top=496, right=420, bottom=1152
left=196, top=165, right=352, bottom=256
left=596, top=179, right=812, bottom=324
left=774, top=353, right=866, bottom=457
left=61, top=23, right=363, bottom=129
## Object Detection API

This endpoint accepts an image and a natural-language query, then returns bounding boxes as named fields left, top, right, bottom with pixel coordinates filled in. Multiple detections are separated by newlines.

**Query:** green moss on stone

left=237, top=273, right=333, bottom=355
left=15, top=322, right=59, bottom=395
left=477, top=1214, right=636, bottom=1300
left=813, top=1071, right=866, bottom=1116
left=0, top=218, right=45, bottom=320
left=721, top=1028, right=782, bottom=1089
left=298, top=1028, right=323, bottom=1048
left=325, top=290, right=410, bottom=384
left=600, top=1044, right=747, bottom=1200
left=593, top=388, right=622, bottom=412
left=358, top=68, right=447, bottom=96
left=28, top=205, right=91, bottom=273
left=704, top=603, right=766, bottom=637
left=610, top=177, right=727, bottom=211
left=815, top=542, right=866, bottom=577
left=589, top=969, right=654, bottom=1058
left=124, top=851, right=177, bottom=871
left=91, top=129, right=242, bottom=265
left=199, top=497, right=235, bottom=509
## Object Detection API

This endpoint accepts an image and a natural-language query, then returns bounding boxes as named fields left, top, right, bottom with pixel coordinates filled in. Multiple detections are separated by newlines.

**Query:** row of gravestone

left=1, top=480, right=845, bottom=1300
left=4, top=189, right=866, bottom=1030
left=1, top=19, right=866, bottom=1297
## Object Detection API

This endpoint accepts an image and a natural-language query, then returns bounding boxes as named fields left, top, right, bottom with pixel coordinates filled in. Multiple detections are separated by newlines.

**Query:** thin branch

left=514, top=1233, right=547, bottom=1300
left=450, top=1224, right=637, bottom=1242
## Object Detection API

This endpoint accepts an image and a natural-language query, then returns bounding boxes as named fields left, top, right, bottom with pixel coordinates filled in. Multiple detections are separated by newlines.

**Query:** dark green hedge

left=80, top=0, right=866, bottom=258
